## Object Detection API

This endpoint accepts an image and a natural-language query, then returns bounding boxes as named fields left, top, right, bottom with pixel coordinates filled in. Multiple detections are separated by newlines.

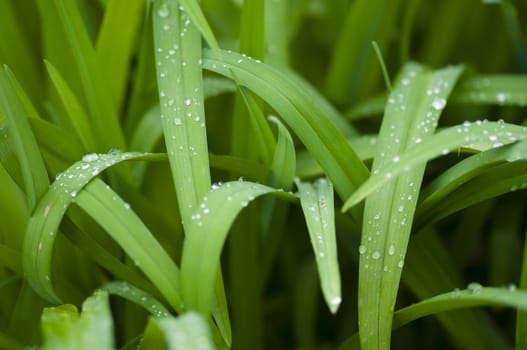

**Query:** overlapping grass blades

left=347, top=63, right=463, bottom=349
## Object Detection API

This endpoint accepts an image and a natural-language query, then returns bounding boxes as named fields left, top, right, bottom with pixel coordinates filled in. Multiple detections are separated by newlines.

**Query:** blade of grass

left=22, top=151, right=158, bottom=303
left=180, top=180, right=295, bottom=315
left=202, top=48, right=369, bottom=209
left=452, top=75, right=527, bottom=107
left=46, top=0, right=126, bottom=152
left=44, top=60, right=96, bottom=151
left=95, top=0, right=145, bottom=110
left=0, top=66, right=49, bottom=209
left=154, top=312, right=216, bottom=350
left=343, top=121, right=527, bottom=210
left=351, top=63, right=463, bottom=349
left=41, top=290, right=114, bottom=350
left=102, top=281, right=170, bottom=318
left=295, top=177, right=341, bottom=313
left=74, top=179, right=183, bottom=311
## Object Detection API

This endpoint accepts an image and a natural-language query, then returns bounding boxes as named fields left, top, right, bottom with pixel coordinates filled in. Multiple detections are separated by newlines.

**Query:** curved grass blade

left=22, top=151, right=157, bottom=303
left=171, top=0, right=218, bottom=49
left=343, top=120, right=527, bottom=210
left=154, top=312, right=216, bottom=350
left=0, top=66, right=49, bottom=209
left=180, top=181, right=295, bottom=315
left=393, top=286, right=527, bottom=329
left=102, top=281, right=170, bottom=318
left=294, top=177, right=341, bottom=313
left=202, top=48, right=369, bottom=205
left=73, top=179, right=183, bottom=311
left=41, top=290, right=114, bottom=350
left=338, top=285, right=525, bottom=350
left=268, top=116, right=295, bottom=189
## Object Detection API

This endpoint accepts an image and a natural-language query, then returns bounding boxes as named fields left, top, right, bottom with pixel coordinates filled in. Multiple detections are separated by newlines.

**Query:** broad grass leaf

left=41, top=290, right=114, bottom=350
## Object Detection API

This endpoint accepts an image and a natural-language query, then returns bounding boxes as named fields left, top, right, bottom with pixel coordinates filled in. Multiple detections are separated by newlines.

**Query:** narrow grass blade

left=202, top=48, right=369, bottom=205
left=154, top=312, right=216, bottom=350
left=354, top=63, right=463, bottom=349
left=44, top=60, right=96, bottom=151
left=393, top=286, right=527, bottom=329
left=417, top=160, right=527, bottom=226
left=41, top=290, right=114, bottom=350
left=95, top=0, right=145, bottom=110
left=47, top=0, right=125, bottom=151
left=452, top=75, right=527, bottom=106
left=73, top=179, right=183, bottom=311
left=0, top=66, right=49, bottom=209
left=180, top=181, right=294, bottom=315
left=295, top=178, right=341, bottom=313
left=102, top=281, right=170, bottom=318
left=268, top=116, right=295, bottom=189
left=343, top=120, right=527, bottom=210
left=172, top=0, right=218, bottom=49
left=324, top=0, right=401, bottom=105
left=152, top=0, right=211, bottom=229
left=22, top=151, right=155, bottom=303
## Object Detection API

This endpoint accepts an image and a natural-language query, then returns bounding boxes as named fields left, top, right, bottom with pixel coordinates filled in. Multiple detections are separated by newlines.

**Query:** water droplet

left=184, top=99, right=191, bottom=105
left=83, top=153, right=99, bottom=162
left=174, top=118, right=182, bottom=125
left=397, top=260, right=404, bottom=268
left=432, top=97, right=446, bottom=110
left=372, top=251, right=381, bottom=260
left=359, top=245, right=367, bottom=255
left=124, top=202, right=131, bottom=210
left=330, top=296, right=342, bottom=307
left=388, top=244, right=395, bottom=255
left=157, top=4, right=169, bottom=18
left=467, top=282, right=482, bottom=293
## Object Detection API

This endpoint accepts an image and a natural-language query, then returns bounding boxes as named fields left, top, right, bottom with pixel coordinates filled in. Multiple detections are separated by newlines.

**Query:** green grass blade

left=353, top=63, right=463, bottom=349
left=268, top=116, right=295, bottom=189
left=102, top=281, right=170, bottom=318
left=41, top=290, right=114, bottom=350
left=0, top=66, right=49, bottom=209
left=518, top=224, right=527, bottom=349
left=180, top=181, right=295, bottom=315
left=393, top=286, right=527, bottom=329
left=417, top=161, right=527, bottom=226
left=73, top=179, right=183, bottom=311
left=95, top=0, right=146, bottom=110
left=202, top=48, right=369, bottom=204
left=324, top=0, right=401, bottom=105
left=22, top=151, right=155, bottom=303
left=171, top=0, right=219, bottom=49
left=154, top=312, right=216, bottom=350
left=452, top=75, right=527, bottom=106
left=44, top=60, right=96, bottom=151
left=152, top=0, right=211, bottom=229
left=295, top=177, right=341, bottom=313
left=343, top=121, right=527, bottom=210
left=46, top=0, right=125, bottom=151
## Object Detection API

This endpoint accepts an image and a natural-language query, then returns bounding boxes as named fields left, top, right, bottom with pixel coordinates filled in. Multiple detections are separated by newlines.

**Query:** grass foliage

left=1, top=0, right=527, bottom=349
